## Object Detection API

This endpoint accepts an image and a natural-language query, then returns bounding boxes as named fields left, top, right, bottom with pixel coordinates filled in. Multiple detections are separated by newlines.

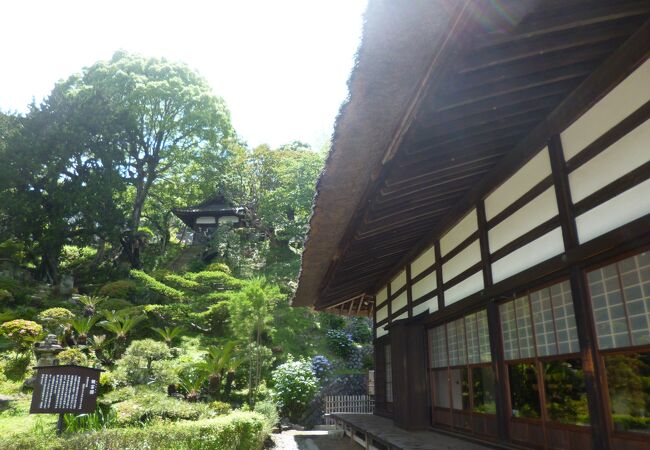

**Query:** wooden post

left=56, top=413, right=65, bottom=436
left=487, top=301, right=509, bottom=443
left=434, top=241, right=445, bottom=311
left=570, top=267, right=611, bottom=450
left=550, top=135, right=611, bottom=449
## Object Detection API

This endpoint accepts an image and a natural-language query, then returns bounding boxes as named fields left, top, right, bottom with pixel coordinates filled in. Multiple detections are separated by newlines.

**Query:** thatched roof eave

left=293, top=0, right=464, bottom=308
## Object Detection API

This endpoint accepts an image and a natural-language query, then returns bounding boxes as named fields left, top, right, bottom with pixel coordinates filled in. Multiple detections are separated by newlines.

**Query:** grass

left=0, top=399, right=57, bottom=437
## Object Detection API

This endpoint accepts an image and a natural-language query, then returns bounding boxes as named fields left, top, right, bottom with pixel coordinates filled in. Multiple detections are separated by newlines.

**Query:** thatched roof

left=293, top=0, right=650, bottom=309
left=293, top=0, right=463, bottom=307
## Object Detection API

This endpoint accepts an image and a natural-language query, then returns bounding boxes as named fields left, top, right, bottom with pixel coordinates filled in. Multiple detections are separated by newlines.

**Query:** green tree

left=228, top=277, right=281, bottom=405
left=50, top=51, right=234, bottom=268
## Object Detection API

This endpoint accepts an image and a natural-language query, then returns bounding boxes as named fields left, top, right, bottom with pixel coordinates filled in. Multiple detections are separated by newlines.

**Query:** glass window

left=515, top=297, right=535, bottom=359
left=472, top=366, right=496, bottom=414
left=429, top=309, right=494, bottom=425
left=430, top=325, right=448, bottom=368
left=588, top=251, right=650, bottom=349
left=477, top=310, right=492, bottom=363
left=603, top=351, right=650, bottom=433
left=385, top=344, right=393, bottom=403
left=543, top=359, right=589, bottom=425
left=531, top=288, right=557, bottom=357
left=466, top=310, right=492, bottom=364
left=450, top=368, right=469, bottom=411
left=466, top=313, right=479, bottom=364
left=550, top=281, right=580, bottom=354
left=508, top=363, right=541, bottom=419
left=448, top=319, right=467, bottom=366
left=501, top=281, right=579, bottom=360
left=500, top=301, right=519, bottom=360
left=433, top=369, right=450, bottom=408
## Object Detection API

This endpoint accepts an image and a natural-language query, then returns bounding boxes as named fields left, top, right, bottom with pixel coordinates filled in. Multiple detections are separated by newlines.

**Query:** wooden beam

left=374, top=18, right=650, bottom=296
left=549, top=135, right=580, bottom=249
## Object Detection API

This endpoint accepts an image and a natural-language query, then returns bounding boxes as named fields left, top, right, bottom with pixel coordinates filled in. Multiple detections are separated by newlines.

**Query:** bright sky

left=0, top=0, right=367, bottom=149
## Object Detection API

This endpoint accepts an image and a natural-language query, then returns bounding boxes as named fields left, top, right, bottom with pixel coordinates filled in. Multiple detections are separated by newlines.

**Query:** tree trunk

left=224, top=371, right=236, bottom=398
left=37, top=247, right=60, bottom=284
left=208, top=373, right=222, bottom=399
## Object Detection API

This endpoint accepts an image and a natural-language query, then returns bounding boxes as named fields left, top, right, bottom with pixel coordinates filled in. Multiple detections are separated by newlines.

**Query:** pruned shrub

left=205, top=262, right=232, bottom=275
left=163, top=274, right=202, bottom=292
left=58, top=347, right=90, bottom=366
left=192, top=302, right=230, bottom=336
left=1, top=411, right=269, bottom=450
left=184, top=271, right=243, bottom=290
left=144, top=304, right=193, bottom=325
left=271, top=357, right=318, bottom=423
left=37, top=307, right=75, bottom=333
left=130, top=270, right=185, bottom=302
left=0, top=319, right=43, bottom=352
left=113, top=339, right=175, bottom=387
left=208, top=400, right=232, bottom=415
left=99, top=280, right=138, bottom=300
left=100, top=387, right=208, bottom=425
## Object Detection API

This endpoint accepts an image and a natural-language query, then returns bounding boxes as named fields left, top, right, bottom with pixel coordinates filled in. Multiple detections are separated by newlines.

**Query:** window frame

left=498, top=278, right=589, bottom=430
left=584, top=248, right=650, bottom=440
left=427, top=308, right=496, bottom=436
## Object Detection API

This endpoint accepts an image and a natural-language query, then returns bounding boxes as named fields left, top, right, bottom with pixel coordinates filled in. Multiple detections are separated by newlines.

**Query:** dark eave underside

left=315, top=0, right=650, bottom=309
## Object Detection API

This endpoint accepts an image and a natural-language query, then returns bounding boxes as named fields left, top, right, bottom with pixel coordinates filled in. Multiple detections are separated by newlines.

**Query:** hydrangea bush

left=0, top=319, right=43, bottom=352
left=271, top=357, right=318, bottom=423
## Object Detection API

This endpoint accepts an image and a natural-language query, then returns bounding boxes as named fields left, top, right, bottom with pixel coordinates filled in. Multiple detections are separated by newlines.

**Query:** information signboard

left=29, top=365, right=102, bottom=414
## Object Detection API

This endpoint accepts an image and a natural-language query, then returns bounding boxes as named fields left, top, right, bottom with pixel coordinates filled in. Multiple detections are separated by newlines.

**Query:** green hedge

left=98, top=280, right=138, bottom=300
left=130, top=270, right=185, bottom=302
left=184, top=271, right=244, bottom=290
left=163, top=274, right=203, bottom=292
left=2, top=411, right=269, bottom=450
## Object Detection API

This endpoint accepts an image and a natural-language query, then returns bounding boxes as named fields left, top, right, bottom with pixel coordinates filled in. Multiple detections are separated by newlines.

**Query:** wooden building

left=172, top=194, right=246, bottom=245
left=293, top=1, right=650, bottom=449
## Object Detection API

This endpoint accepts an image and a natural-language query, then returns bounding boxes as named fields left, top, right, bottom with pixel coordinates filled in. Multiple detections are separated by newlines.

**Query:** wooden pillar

left=434, top=241, right=445, bottom=311
left=374, top=338, right=388, bottom=415
left=570, top=267, right=611, bottom=450
left=390, top=319, right=429, bottom=430
left=550, top=136, right=611, bottom=450
left=487, top=301, right=509, bottom=443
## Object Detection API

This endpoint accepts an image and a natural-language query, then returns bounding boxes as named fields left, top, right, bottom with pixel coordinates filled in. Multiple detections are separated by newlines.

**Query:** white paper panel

left=576, top=177, right=650, bottom=244
left=570, top=119, right=650, bottom=203
left=411, top=245, right=436, bottom=277
left=394, top=311, right=408, bottom=322
left=196, top=216, right=217, bottom=224
left=376, top=305, right=388, bottom=323
left=492, top=227, right=564, bottom=283
left=412, top=270, right=437, bottom=301
left=562, top=58, right=650, bottom=160
left=391, top=291, right=408, bottom=313
left=442, top=240, right=481, bottom=283
left=444, top=271, right=484, bottom=306
left=440, top=209, right=477, bottom=255
left=391, top=270, right=407, bottom=292
left=488, top=187, right=559, bottom=252
left=376, top=325, right=388, bottom=338
left=376, top=287, right=388, bottom=306
left=485, top=148, right=552, bottom=220
left=412, top=297, right=438, bottom=317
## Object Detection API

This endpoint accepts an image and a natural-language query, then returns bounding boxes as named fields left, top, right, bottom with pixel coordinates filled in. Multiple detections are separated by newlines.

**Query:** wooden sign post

left=29, top=365, right=103, bottom=435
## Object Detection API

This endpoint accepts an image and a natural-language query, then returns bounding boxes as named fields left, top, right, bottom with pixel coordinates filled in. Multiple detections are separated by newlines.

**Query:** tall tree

left=0, top=100, right=125, bottom=282
left=52, top=51, right=234, bottom=267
